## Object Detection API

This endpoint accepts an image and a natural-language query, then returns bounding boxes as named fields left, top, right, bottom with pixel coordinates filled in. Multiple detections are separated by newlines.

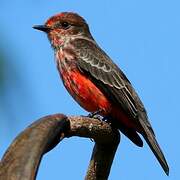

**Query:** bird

left=33, top=12, right=169, bottom=175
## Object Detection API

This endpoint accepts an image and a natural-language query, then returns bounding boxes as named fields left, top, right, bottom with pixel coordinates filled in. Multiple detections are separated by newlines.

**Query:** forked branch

left=0, top=114, right=120, bottom=180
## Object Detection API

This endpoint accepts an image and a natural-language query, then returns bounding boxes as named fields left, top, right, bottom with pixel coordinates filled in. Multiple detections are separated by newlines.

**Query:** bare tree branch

left=0, top=114, right=120, bottom=180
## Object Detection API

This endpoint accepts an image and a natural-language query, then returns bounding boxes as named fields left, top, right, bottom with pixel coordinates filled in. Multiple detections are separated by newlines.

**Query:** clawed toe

left=87, top=109, right=103, bottom=118
left=81, top=110, right=112, bottom=124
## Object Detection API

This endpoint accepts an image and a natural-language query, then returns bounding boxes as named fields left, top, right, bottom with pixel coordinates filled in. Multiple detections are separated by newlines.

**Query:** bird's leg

left=87, top=110, right=112, bottom=125
left=87, top=109, right=101, bottom=117
left=81, top=109, right=111, bottom=124
left=87, top=109, right=103, bottom=121
left=81, top=109, right=103, bottom=122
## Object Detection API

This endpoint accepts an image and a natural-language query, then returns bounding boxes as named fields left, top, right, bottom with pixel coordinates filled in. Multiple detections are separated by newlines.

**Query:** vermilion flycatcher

left=34, top=12, right=169, bottom=175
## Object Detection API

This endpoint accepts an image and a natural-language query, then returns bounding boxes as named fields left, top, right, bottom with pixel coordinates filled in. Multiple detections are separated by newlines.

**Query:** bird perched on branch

left=34, top=12, right=169, bottom=175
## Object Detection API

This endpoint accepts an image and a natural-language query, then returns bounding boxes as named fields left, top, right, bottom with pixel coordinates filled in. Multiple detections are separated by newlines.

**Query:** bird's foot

left=81, top=109, right=111, bottom=124
left=87, top=109, right=103, bottom=118
left=87, top=109, right=104, bottom=121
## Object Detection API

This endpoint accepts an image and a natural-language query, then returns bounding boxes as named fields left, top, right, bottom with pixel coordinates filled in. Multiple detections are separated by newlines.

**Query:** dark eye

left=61, top=22, right=70, bottom=29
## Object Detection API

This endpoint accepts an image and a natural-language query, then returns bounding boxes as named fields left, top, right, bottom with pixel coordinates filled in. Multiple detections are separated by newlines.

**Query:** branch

left=0, top=114, right=120, bottom=180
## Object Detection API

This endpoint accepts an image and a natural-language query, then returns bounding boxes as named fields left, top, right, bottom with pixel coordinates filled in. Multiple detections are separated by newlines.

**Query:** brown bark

left=0, top=114, right=120, bottom=180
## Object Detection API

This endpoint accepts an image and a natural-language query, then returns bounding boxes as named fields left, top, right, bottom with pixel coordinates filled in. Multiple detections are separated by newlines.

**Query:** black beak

left=33, top=25, right=51, bottom=33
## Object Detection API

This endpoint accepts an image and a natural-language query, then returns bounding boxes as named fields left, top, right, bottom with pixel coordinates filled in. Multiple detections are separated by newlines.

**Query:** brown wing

left=73, top=38, right=143, bottom=121
left=72, top=38, right=169, bottom=174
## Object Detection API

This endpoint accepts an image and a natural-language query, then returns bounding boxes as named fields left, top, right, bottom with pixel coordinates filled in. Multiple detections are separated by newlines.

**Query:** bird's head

left=33, top=12, right=92, bottom=49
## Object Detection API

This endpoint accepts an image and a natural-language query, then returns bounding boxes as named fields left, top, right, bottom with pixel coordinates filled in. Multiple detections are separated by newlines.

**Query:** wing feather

left=70, top=38, right=169, bottom=174
left=72, top=38, right=154, bottom=131
left=73, top=39, right=138, bottom=119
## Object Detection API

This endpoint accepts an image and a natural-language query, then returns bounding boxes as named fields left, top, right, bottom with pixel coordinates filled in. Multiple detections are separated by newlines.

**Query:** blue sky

left=0, top=0, right=179, bottom=179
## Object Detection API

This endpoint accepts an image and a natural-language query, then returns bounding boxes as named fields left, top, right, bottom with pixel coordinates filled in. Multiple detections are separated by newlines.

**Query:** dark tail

left=139, top=116, right=169, bottom=175
left=119, top=125, right=144, bottom=147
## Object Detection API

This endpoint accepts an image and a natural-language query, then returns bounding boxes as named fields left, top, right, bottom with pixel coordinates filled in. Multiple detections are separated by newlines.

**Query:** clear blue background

left=0, top=0, right=179, bottom=179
